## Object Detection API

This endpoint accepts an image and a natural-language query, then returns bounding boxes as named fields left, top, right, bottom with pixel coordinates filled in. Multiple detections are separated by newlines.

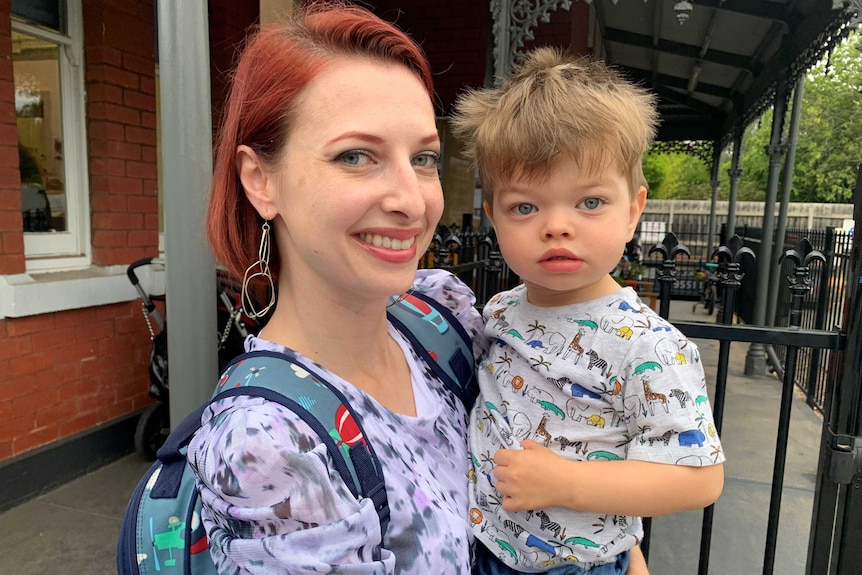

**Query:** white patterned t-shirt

left=469, top=285, right=725, bottom=571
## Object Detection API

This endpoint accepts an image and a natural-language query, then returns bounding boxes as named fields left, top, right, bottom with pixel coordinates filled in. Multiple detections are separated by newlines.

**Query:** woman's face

left=264, top=59, right=443, bottom=305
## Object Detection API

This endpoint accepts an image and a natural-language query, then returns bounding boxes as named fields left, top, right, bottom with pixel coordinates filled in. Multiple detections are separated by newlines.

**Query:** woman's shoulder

left=412, top=269, right=476, bottom=311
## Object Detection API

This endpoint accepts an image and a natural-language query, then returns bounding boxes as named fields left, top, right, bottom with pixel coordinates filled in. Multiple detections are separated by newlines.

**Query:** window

left=12, top=0, right=89, bottom=270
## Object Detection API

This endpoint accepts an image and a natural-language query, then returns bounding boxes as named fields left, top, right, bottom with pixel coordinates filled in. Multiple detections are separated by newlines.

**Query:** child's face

left=485, top=157, right=645, bottom=307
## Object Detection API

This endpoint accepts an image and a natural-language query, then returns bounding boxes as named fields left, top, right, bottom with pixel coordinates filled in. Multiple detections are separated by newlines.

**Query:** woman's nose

left=384, top=163, right=432, bottom=220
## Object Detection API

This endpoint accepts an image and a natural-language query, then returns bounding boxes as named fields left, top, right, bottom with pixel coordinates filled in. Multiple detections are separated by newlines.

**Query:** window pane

left=12, top=0, right=64, bottom=33
left=13, top=30, right=67, bottom=233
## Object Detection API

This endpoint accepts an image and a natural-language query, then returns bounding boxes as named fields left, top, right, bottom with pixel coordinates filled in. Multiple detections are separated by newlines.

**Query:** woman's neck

left=260, top=291, right=416, bottom=414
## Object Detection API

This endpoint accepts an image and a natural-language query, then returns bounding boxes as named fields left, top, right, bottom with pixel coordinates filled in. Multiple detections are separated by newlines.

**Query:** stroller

left=126, top=257, right=264, bottom=460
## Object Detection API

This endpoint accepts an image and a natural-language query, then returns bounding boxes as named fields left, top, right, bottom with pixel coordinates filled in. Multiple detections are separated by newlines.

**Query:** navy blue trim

left=151, top=405, right=207, bottom=499
left=117, top=461, right=159, bottom=575
left=183, top=479, right=200, bottom=575
left=386, top=311, right=463, bottom=401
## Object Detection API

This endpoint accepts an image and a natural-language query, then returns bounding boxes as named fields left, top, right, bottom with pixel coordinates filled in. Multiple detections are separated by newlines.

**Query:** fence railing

left=419, top=225, right=520, bottom=308
left=422, top=222, right=853, bottom=414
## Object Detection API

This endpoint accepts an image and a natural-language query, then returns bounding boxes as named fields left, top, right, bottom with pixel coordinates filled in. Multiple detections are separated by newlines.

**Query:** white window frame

left=13, top=0, right=91, bottom=271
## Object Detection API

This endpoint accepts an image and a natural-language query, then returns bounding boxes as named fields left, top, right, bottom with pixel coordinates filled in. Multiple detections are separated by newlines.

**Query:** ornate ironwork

left=648, top=140, right=714, bottom=166
left=714, top=235, right=754, bottom=285
left=648, top=232, right=690, bottom=318
left=780, top=238, right=826, bottom=328
left=737, top=7, right=856, bottom=144
left=713, top=235, right=755, bottom=324
left=491, top=0, right=575, bottom=79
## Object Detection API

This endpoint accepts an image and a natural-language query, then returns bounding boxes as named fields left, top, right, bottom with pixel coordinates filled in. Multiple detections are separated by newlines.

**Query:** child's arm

left=493, top=439, right=723, bottom=517
left=627, top=545, right=650, bottom=575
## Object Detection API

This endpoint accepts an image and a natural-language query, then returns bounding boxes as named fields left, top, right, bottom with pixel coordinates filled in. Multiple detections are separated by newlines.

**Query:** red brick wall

left=526, top=2, right=592, bottom=57
left=83, top=0, right=159, bottom=266
left=0, top=1, right=158, bottom=460
left=0, top=0, right=24, bottom=275
left=0, top=301, right=152, bottom=459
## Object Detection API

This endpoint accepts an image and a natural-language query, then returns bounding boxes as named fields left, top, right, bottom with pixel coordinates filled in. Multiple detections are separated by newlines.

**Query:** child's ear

left=628, top=186, right=647, bottom=237
left=236, top=144, right=277, bottom=220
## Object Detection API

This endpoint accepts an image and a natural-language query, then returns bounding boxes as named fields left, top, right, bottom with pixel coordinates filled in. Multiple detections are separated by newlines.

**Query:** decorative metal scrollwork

left=648, top=232, right=690, bottom=318
left=780, top=238, right=826, bottom=328
left=649, top=140, right=714, bottom=166
left=491, top=0, right=575, bottom=79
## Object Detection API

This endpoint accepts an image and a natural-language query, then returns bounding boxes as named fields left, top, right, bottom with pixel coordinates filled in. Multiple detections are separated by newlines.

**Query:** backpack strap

left=212, top=352, right=390, bottom=542
left=386, top=291, right=477, bottom=408
left=150, top=351, right=390, bottom=555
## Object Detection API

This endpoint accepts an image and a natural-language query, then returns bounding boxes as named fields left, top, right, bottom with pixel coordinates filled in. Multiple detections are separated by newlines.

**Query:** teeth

left=360, top=233, right=415, bottom=251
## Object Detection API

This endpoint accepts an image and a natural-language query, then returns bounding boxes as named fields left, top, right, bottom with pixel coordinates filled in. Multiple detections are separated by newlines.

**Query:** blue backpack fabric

left=117, top=292, right=475, bottom=574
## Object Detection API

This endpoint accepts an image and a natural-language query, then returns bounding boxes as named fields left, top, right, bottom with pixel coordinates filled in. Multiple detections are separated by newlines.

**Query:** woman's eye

left=412, top=151, right=440, bottom=169
left=514, top=204, right=536, bottom=215
left=337, top=150, right=371, bottom=166
left=580, top=197, right=603, bottom=210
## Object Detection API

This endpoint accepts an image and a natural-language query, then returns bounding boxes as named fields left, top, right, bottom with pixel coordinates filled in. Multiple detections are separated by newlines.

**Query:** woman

left=190, top=3, right=481, bottom=572
left=190, top=3, right=648, bottom=573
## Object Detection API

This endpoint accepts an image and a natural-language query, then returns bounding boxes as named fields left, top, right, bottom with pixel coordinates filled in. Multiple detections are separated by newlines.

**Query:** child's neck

left=524, top=275, right=622, bottom=307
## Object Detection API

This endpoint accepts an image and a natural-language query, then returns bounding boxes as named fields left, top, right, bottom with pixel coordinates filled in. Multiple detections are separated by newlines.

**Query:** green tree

left=649, top=30, right=862, bottom=204
left=789, top=30, right=862, bottom=203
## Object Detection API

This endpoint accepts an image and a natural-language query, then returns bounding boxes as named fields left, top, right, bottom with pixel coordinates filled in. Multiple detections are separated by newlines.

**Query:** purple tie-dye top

left=187, top=270, right=485, bottom=574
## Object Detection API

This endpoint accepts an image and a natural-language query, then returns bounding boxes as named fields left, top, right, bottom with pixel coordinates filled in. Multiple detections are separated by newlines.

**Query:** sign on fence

left=641, top=220, right=666, bottom=245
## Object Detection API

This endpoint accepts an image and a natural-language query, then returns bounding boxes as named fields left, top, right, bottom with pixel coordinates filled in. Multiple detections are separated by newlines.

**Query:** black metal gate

left=806, top=166, right=862, bottom=575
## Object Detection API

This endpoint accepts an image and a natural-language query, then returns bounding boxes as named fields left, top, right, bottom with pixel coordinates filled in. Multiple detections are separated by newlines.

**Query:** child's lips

left=539, top=249, right=583, bottom=272
left=540, top=249, right=578, bottom=262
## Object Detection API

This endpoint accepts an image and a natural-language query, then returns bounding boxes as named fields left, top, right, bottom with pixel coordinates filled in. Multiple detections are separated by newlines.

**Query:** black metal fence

left=419, top=224, right=520, bottom=308
left=725, top=226, right=853, bottom=413
left=633, top=221, right=853, bottom=414
left=422, top=224, right=856, bottom=574
left=770, top=227, right=853, bottom=412
left=422, top=221, right=853, bottom=414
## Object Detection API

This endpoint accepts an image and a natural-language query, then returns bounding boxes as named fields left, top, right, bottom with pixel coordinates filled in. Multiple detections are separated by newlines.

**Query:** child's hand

left=493, top=439, right=566, bottom=511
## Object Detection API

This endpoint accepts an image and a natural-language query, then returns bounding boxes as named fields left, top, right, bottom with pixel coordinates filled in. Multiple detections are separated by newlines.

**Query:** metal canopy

left=496, top=0, right=860, bottom=144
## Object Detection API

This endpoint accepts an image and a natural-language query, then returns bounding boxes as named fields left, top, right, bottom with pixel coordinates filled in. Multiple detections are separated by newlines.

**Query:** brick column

left=0, top=0, right=25, bottom=274
left=83, top=0, right=158, bottom=266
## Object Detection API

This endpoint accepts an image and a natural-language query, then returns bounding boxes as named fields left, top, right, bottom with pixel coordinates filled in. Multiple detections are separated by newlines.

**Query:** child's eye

left=412, top=151, right=440, bottom=169
left=513, top=204, right=536, bottom=215
left=579, top=197, right=603, bottom=210
left=337, top=150, right=372, bottom=166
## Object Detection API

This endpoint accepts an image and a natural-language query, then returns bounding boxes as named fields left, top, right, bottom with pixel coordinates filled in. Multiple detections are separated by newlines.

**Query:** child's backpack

left=116, top=292, right=476, bottom=574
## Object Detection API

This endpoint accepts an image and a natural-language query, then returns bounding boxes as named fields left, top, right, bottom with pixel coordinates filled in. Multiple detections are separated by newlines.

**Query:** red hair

left=207, top=2, right=435, bottom=281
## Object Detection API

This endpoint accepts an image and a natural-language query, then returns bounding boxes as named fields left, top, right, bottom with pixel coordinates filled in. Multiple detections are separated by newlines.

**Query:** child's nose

left=542, top=212, right=574, bottom=239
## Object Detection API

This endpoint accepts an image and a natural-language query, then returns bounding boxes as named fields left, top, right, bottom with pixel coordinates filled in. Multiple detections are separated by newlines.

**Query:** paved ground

left=0, top=299, right=825, bottom=574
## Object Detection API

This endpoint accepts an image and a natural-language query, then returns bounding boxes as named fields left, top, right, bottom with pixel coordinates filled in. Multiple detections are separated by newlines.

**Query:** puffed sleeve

left=188, top=394, right=394, bottom=574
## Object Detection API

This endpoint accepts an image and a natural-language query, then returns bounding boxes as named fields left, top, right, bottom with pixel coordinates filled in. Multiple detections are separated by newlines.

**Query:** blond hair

left=451, top=47, right=658, bottom=206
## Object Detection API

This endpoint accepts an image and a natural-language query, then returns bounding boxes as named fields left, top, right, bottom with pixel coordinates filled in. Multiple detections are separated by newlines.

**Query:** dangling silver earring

left=241, top=220, right=276, bottom=319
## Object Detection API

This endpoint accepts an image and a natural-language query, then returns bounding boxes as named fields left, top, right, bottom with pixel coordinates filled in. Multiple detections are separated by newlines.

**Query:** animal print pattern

left=468, top=285, right=724, bottom=570
left=188, top=270, right=485, bottom=574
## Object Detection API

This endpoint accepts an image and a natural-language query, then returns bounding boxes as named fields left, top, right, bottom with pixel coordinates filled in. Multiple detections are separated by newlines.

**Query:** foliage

left=643, top=152, right=710, bottom=200
left=643, top=29, right=862, bottom=204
